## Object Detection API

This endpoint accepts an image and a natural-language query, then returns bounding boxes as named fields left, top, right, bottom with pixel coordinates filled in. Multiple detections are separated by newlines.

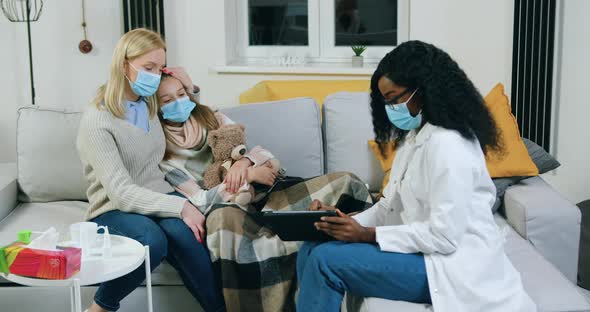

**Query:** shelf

left=213, top=62, right=376, bottom=76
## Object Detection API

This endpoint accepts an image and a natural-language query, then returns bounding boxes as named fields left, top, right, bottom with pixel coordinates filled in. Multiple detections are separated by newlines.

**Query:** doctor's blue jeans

left=296, top=241, right=431, bottom=312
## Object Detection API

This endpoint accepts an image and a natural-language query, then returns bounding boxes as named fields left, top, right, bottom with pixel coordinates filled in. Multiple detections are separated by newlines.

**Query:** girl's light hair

left=92, top=28, right=166, bottom=119
left=159, top=75, right=220, bottom=160
left=158, top=74, right=220, bottom=131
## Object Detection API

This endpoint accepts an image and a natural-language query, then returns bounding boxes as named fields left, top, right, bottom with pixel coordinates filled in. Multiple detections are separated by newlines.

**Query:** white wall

left=541, top=0, right=590, bottom=204
left=0, top=0, right=122, bottom=161
left=164, top=0, right=514, bottom=108
left=410, top=0, right=514, bottom=97
left=0, top=19, right=20, bottom=162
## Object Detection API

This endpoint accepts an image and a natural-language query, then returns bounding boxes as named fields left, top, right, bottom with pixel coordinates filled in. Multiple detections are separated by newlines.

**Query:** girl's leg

left=91, top=210, right=169, bottom=311
left=297, top=241, right=431, bottom=312
left=157, top=217, right=226, bottom=312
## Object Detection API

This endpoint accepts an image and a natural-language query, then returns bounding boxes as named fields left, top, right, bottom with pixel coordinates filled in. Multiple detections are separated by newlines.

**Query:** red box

left=0, top=242, right=81, bottom=280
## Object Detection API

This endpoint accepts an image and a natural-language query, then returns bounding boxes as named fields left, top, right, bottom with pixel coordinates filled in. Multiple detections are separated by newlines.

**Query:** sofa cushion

left=523, top=137, right=561, bottom=174
left=504, top=176, right=581, bottom=282
left=497, top=215, right=590, bottom=311
left=323, top=92, right=383, bottom=192
left=491, top=177, right=522, bottom=213
left=221, top=97, right=324, bottom=179
left=17, top=98, right=324, bottom=202
left=17, top=107, right=89, bottom=202
left=0, top=201, right=183, bottom=286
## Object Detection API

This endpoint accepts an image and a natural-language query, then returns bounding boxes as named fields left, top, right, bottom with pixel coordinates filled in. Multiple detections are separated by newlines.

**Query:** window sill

left=212, top=62, right=376, bottom=76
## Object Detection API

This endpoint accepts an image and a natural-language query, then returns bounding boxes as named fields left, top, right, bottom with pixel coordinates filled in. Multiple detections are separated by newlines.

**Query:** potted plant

left=351, top=45, right=367, bottom=67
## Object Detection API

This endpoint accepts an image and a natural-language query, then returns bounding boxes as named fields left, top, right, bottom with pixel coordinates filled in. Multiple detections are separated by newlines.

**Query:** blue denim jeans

left=296, top=241, right=431, bottom=312
left=91, top=192, right=225, bottom=312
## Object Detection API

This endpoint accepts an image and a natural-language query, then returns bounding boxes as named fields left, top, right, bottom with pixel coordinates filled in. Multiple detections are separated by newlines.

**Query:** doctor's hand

left=308, top=199, right=337, bottom=211
left=309, top=200, right=361, bottom=216
left=315, top=209, right=376, bottom=243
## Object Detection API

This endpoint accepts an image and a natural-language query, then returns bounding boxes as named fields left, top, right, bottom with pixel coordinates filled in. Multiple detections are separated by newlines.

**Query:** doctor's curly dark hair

left=370, top=40, right=501, bottom=155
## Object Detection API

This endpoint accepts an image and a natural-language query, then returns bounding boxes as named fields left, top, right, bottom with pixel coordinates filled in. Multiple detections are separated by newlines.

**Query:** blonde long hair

left=92, top=28, right=166, bottom=119
left=158, top=74, right=220, bottom=131
left=159, top=74, right=220, bottom=160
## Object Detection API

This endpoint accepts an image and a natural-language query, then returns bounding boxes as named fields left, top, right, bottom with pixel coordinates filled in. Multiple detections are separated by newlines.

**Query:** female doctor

left=296, top=41, right=536, bottom=312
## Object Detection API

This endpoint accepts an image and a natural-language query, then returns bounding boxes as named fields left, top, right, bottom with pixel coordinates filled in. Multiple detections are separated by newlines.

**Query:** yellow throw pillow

left=484, top=83, right=538, bottom=177
left=368, top=141, right=397, bottom=194
left=239, top=80, right=370, bottom=109
left=368, top=83, right=538, bottom=194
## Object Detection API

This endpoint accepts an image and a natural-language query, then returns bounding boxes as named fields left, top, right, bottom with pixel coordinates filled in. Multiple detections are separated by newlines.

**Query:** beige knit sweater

left=76, top=106, right=187, bottom=220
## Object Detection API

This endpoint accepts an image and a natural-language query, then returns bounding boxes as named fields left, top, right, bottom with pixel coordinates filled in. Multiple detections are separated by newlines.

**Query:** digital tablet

left=254, top=210, right=338, bottom=241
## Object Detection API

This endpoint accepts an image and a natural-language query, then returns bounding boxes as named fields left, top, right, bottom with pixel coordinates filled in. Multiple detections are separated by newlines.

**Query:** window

left=122, top=0, right=165, bottom=36
left=228, top=0, right=409, bottom=64
left=334, top=0, right=397, bottom=46
left=248, top=1, right=309, bottom=46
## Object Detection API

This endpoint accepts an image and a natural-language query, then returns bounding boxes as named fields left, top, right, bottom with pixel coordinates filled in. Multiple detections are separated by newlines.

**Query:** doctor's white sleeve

left=374, top=134, right=474, bottom=255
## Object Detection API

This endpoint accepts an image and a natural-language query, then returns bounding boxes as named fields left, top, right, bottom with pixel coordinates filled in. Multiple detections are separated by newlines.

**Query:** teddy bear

left=203, top=124, right=280, bottom=206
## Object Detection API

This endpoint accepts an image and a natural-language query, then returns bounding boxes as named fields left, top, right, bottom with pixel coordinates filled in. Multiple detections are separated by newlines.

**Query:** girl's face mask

left=160, top=96, right=196, bottom=123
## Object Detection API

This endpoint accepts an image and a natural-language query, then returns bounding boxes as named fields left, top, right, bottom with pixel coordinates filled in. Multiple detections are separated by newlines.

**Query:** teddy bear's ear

left=208, top=131, right=218, bottom=148
left=238, top=124, right=246, bottom=132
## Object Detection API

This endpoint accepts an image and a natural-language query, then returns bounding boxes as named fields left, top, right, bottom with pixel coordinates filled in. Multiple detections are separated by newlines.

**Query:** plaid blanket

left=205, top=172, right=373, bottom=312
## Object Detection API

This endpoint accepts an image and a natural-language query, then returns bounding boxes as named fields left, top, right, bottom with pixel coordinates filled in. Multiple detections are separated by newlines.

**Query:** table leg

left=72, top=278, right=82, bottom=312
left=70, top=286, right=75, bottom=312
left=145, top=246, right=153, bottom=312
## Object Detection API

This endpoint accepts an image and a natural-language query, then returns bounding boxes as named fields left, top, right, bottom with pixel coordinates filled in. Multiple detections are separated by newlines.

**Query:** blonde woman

left=76, top=29, right=225, bottom=312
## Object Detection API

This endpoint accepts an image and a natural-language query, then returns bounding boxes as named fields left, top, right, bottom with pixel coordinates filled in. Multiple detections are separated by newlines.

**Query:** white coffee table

left=1, top=235, right=153, bottom=312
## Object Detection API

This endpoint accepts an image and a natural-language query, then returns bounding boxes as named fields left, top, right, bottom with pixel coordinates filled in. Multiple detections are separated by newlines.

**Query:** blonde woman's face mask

left=125, top=48, right=166, bottom=96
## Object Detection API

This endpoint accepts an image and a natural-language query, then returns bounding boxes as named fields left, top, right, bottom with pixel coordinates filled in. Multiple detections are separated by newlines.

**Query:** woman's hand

left=315, top=209, right=376, bottom=243
left=224, top=158, right=252, bottom=194
left=181, top=201, right=206, bottom=243
left=247, top=166, right=277, bottom=186
left=162, top=67, right=197, bottom=94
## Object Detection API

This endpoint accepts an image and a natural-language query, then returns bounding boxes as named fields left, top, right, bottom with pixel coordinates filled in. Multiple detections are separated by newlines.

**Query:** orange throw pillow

left=484, top=83, right=538, bottom=177
left=368, top=141, right=397, bottom=194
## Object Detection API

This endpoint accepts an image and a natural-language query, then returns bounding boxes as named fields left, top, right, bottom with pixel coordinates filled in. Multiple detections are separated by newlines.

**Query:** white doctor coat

left=353, top=123, right=536, bottom=312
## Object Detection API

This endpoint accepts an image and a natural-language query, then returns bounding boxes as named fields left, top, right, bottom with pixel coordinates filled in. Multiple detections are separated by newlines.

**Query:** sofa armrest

left=504, top=176, right=580, bottom=283
left=0, top=176, right=17, bottom=222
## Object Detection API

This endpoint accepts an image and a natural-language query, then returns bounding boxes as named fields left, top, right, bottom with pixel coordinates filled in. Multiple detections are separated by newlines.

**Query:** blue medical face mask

left=127, top=62, right=161, bottom=97
left=160, top=96, right=196, bottom=123
left=384, top=89, right=422, bottom=130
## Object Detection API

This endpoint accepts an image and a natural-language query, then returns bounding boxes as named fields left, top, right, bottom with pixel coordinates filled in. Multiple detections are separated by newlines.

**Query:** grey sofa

left=1, top=92, right=589, bottom=312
